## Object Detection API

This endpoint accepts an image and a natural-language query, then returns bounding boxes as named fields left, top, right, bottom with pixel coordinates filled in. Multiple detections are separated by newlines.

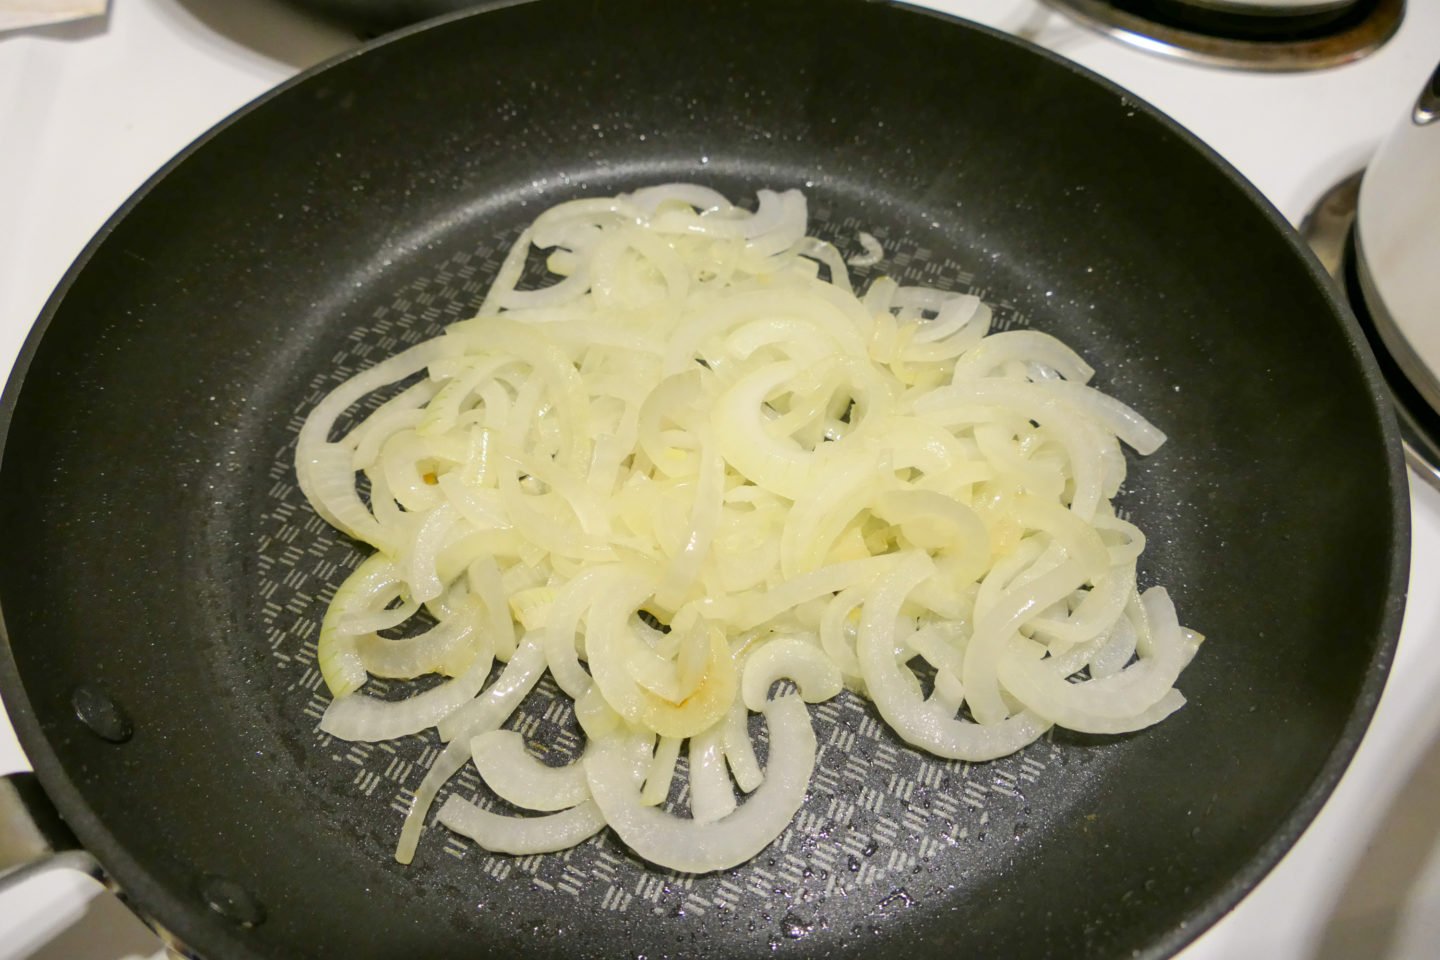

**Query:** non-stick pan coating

left=0, top=1, right=1408, bottom=958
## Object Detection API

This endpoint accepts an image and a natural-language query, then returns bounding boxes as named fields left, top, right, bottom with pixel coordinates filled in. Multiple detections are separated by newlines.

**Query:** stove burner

left=1043, top=0, right=1403, bottom=71
left=1299, top=169, right=1361, bottom=279
left=1299, top=173, right=1440, bottom=489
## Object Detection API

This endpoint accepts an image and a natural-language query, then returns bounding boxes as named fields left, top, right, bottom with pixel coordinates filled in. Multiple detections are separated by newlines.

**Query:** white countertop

left=1, top=1, right=1438, bottom=957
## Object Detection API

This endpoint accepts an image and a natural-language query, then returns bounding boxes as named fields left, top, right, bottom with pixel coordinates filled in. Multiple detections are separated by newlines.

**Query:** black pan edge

left=0, top=1, right=1411, bottom=958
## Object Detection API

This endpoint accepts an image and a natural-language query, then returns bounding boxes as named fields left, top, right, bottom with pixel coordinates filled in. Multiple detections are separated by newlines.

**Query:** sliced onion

left=319, top=631, right=493, bottom=742
left=953, top=330, right=1096, bottom=384
left=712, top=361, right=815, bottom=499
left=297, top=185, right=1200, bottom=874
left=435, top=636, right=546, bottom=742
left=741, top=638, right=842, bottom=711
left=642, top=735, right=683, bottom=806
left=962, top=558, right=1089, bottom=725
left=469, top=729, right=589, bottom=812
left=584, top=695, right=815, bottom=873
left=857, top=554, right=1052, bottom=761
left=849, top=231, right=884, bottom=268
left=720, top=696, right=763, bottom=793
left=688, top=722, right=737, bottom=823
left=357, top=608, right=482, bottom=679
left=317, top=554, right=404, bottom=696
left=437, top=796, right=607, bottom=855
left=997, top=587, right=1197, bottom=732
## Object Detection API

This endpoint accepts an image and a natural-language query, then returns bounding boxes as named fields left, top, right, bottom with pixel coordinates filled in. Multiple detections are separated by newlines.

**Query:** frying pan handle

left=0, top=772, right=103, bottom=891
left=0, top=775, right=192, bottom=958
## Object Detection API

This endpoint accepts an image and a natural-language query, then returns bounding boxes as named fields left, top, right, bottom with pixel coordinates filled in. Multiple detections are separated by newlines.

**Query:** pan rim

left=0, top=1, right=1411, bottom=958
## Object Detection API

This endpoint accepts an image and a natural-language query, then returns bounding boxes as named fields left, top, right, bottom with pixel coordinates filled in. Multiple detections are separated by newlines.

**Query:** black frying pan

left=0, top=1, right=1409, bottom=958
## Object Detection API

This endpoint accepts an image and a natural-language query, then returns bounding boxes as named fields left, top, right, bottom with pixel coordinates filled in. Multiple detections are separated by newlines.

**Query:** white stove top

left=2, top=1, right=1438, bottom=957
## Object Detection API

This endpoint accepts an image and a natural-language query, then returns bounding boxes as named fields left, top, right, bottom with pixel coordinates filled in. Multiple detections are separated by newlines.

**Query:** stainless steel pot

left=1357, top=59, right=1440, bottom=417
left=1181, top=0, right=1357, bottom=13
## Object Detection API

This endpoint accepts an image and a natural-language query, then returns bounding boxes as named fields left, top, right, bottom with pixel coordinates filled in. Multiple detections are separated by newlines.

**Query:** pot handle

left=1414, top=60, right=1439, bottom=126
left=0, top=772, right=103, bottom=891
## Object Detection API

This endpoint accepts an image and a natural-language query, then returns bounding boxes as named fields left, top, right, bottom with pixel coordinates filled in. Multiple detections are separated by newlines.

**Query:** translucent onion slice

left=711, top=361, right=815, bottom=499
left=997, top=587, right=1200, bottom=733
left=295, top=338, right=450, bottom=548
left=1027, top=566, right=1135, bottom=646
left=469, top=729, right=589, bottom=812
left=849, top=231, right=883, bottom=268
left=437, top=796, right=607, bottom=855
left=1090, top=612, right=1140, bottom=678
left=395, top=737, right=473, bottom=865
left=720, top=697, right=763, bottom=794
left=688, top=722, right=738, bottom=823
left=857, top=554, right=1052, bottom=760
left=317, top=554, right=405, bottom=697
left=357, top=608, right=481, bottom=679
left=741, top=638, right=842, bottom=711
left=435, top=635, right=546, bottom=742
left=584, top=695, right=816, bottom=873
left=393, top=638, right=549, bottom=864
left=319, top=631, right=493, bottom=742
left=586, top=583, right=737, bottom=739
left=962, top=557, right=1089, bottom=725
left=952, top=330, right=1096, bottom=384
left=641, top=735, right=683, bottom=807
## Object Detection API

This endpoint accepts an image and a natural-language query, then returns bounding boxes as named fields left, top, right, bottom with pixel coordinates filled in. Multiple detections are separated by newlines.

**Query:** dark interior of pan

left=0, top=1, right=1408, bottom=958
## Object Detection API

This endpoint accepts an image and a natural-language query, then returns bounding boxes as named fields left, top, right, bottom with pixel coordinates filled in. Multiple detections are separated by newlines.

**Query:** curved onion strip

left=998, top=587, right=1201, bottom=732
left=625, top=616, right=713, bottom=704
left=655, top=440, right=724, bottom=611
left=627, top=183, right=731, bottom=215
left=857, top=554, right=1052, bottom=761
left=914, top=381, right=1111, bottom=520
left=296, top=339, right=450, bottom=547
left=741, top=638, right=843, bottom=711
left=1027, top=566, right=1135, bottom=646
left=469, top=729, right=589, bottom=812
left=586, top=584, right=737, bottom=739
left=875, top=489, right=991, bottom=585
left=357, top=609, right=480, bottom=679
left=910, top=292, right=980, bottom=343
left=712, top=361, right=815, bottom=499
left=318, top=554, right=403, bottom=696
left=952, top=330, right=1096, bottom=383
left=688, top=723, right=738, bottom=823
left=352, top=381, right=440, bottom=466
left=437, top=796, right=607, bottom=855
left=338, top=598, right=421, bottom=637
left=435, top=636, right=546, bottom=742
left=734, top=555, right=901, bottom=632
left=319, top=624, right=491, bottom=742
left=642, top=735, right=683, bottom=807
left=585, top=695, right=815, bottom=873
left=465, top=557, right=517, bottom=662
left=819, top=586, right=866, bottom=682
left=720, top=697, right=763, bottom=794
left=779, top=453, right=883, bottom=577
left=1090, top=612, right=1140, bottom=679
left=798, top=238, right=853, bottom=296
left=391, top=638, right=549, bottom=864
left=849, top=231, right=883, bottom=268
left=962, top=558, right=1089, bottom=725
left=542, top=567, right=630, bottom=699
left=395, top=738, right=472, bottom=865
